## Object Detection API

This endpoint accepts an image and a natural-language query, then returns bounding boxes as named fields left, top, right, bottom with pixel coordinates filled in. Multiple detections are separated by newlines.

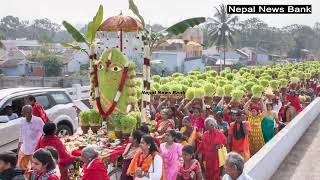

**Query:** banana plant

left=129, top=0, right=206, bottom=53
left=61, top=5, right=103, bottom=56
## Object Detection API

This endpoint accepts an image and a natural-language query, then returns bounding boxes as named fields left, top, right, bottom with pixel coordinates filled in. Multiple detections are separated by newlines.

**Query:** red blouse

left=32, top=102, right=49, bottom=123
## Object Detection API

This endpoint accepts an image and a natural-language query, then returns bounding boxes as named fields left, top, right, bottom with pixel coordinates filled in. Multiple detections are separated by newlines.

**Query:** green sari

left=261, top=116, right=275, bottom=143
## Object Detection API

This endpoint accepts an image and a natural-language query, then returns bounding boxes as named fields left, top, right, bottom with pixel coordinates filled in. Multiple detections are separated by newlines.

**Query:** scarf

left=127, top=151, right=165, bottom=180
left=31, top=170, right=56, bottom=180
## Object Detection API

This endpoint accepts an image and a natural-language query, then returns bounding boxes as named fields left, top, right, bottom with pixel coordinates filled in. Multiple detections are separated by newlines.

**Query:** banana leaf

left=165, top=17, right=206, bottom=35
left=129, top=0, right=145, bottom=27
left=62, top=21, right=88, bottom=45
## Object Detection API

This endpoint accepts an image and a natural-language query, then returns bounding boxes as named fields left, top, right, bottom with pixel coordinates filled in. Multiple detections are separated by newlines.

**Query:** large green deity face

left=95, top=48, right=129, bottom=114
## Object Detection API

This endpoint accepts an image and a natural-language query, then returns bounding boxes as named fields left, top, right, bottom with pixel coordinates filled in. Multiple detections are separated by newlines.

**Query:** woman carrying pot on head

left=227, top=110, right=251, bottom=161
left=155, top=108, right=175, bottom=135
left=180, top=116, right=201, bottom=147
left=182, top=99, right=205, bottom=133
left=261, top=102, right=278, bottom=143
left=244, top=97, right=266, bottom=156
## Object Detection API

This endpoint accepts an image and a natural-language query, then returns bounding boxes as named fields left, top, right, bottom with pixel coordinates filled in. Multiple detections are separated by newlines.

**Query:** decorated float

left=61, top=1, right=206, bottom=177
left=61, top=1, right=320, bottom=179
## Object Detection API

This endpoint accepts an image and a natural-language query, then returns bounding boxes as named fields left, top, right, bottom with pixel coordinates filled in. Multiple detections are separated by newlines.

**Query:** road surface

left=271, top=115, right=320, bottom=180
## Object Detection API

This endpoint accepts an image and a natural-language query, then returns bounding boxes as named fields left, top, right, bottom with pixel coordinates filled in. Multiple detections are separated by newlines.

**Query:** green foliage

left=89, top=109, right=103, bottom=125
left=215, top=87, right=225, bottom=97
left=194, top=88, right=205, bottom=99
left=185, top=87, right=195, bottom=100
left=223, top=84, right=234, bottom=97
left=62, top=21, right=87, bottom=44
left=231, top=89, right=244, bottom=101
left=31, top=52, right=63, bottom=77
left=129, top=0, right=145, bottom=27
left=87, top=5, right=103, bottom=44
left=252, top=85, right=264, bottom=98
left=165, top=17, right=206, bottom=35
left=112, top=114, right=137, bottom=134
left=80, top=111, right=90, bottom=126
left=269, top=80, right=279, bottom=90
left=204, top=83, right=215, bottom=96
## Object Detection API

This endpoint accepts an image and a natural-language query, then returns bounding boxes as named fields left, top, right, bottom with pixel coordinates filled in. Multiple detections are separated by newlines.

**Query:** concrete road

left=271, top=115, right=320, bottom=180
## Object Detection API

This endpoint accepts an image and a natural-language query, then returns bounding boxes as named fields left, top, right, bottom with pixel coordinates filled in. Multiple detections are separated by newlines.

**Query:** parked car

left=0, top=87, right=79, bottom=151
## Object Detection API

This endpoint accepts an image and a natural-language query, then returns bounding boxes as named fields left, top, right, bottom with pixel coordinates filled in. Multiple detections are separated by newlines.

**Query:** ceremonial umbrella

left=98, top=14, right=143, bottom=52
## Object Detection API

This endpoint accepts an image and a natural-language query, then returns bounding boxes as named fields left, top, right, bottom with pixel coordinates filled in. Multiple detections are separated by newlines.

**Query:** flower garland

left=93, top=60, right=129, bottom=118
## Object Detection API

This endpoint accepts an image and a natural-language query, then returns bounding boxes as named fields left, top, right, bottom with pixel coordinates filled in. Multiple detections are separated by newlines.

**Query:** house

left=153, top=36, right=203, bottom=73
left=0, top=48, right=41, bottom=76
left=0, top=39, right=41, bottom=57
left=183, top=56, right=205, bottom=72
left=0, top=40, right=44, bottom=76
left=62, top=47, right=89, bottom=74
left=240, top=47, right=273, bottom=65
left=151, top=51, right=186, bottom=72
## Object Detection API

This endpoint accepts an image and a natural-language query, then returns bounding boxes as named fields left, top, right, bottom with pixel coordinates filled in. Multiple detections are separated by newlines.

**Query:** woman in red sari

left=81, top=146, right=110, bottom=180
left=198, top=117, right=227, bottom=180
left=36, top=122, right=75, bottom=180
left=287, top=90, right=302, bottom=113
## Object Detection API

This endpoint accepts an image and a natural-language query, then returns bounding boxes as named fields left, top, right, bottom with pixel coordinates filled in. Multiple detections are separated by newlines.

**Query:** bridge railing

left=244, top=97, right=320, bottom=180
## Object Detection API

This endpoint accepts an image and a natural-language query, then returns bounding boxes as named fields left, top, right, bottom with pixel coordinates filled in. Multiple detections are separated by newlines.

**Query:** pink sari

left=160, top=143, right=182, bottom=180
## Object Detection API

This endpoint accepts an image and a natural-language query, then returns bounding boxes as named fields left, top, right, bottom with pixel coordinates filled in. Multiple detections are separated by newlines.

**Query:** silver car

left=0, top=87, right=79, bottom=152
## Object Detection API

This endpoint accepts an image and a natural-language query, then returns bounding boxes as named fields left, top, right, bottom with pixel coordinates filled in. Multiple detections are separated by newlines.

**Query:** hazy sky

left=0, top=0, right=318, bottom=28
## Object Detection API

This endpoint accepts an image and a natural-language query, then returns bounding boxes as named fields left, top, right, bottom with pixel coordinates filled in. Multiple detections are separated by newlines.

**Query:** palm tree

left=207, top=4, right=239, bottom=70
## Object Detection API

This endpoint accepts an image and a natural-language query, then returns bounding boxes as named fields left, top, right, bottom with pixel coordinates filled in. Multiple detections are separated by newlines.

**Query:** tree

left=31, top=53, right=63, bottom=77
left=0, top=16, right=26, bottom=39
left=206, top=4, right=239, bottom=69
left=27, top=18, right=60, bottom=41
left=42, top=56, right=63, bottom=76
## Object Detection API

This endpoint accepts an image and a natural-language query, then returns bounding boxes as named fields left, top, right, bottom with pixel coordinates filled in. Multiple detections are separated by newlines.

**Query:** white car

left=0, top=87, right=79, bottom=152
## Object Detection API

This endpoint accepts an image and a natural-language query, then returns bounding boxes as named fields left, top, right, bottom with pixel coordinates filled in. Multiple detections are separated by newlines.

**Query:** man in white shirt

left=16, top=105, right=44, bottom=171
left=5, top=106, right=18, bottom=120
left=223, top=152, right=253, bottom=180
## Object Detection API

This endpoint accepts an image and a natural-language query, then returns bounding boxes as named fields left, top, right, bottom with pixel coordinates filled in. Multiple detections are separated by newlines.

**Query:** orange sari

left=180, top=127, right=199, bottom=146
left=127, top=151, right=165, bottom=180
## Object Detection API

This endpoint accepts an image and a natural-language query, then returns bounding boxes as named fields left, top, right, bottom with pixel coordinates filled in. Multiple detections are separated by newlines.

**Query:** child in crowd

left=177, top=145, right=202, bottom=180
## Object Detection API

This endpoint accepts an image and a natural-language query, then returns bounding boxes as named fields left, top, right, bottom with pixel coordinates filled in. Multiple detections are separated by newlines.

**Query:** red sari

left=287, top=95, right=302, bottom=113
left=198, top=130, right=227, bottom=180
left=189, top=113, right=204, bottom=132
left=82, top=159, right=110, bottom=180
left=36, top=135, right=74, bottom=168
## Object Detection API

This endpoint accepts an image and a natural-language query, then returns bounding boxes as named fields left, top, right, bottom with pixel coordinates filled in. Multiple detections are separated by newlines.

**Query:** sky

left=0, top=0, right=318, bottom=28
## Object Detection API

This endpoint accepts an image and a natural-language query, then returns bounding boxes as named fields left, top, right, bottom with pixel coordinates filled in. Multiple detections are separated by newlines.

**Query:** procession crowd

left=0, top=76, right=319, bottom=180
